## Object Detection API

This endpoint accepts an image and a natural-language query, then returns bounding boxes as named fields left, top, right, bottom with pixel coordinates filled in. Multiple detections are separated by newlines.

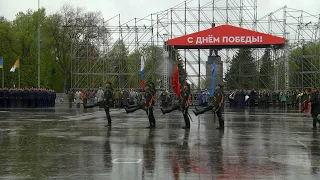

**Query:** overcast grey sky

left=1, top=0, right=319, bottom=22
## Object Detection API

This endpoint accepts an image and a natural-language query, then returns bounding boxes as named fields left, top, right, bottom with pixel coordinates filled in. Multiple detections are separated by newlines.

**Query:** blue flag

left=210, top=60, right=216, bottom=97
left=0, top=58, right=3, bottom=69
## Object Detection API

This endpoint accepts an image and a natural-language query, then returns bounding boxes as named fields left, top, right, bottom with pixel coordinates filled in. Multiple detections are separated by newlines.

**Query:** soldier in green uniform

left=193, top=84, right=225, bottom=130
left=125, top=83, right=156, bottom=128
left=83, top=82, right=113, bottom=127
left=146, top=83, right=156, bottom=128
left=147, top=82, right=156, bottom=127
left=104, top=81, right=113, bottom=127
left=310, top=87, right=320, bottom=130
left=161, top=82, right=191, bottom=129
left=149, top=82, right=156, bottom=96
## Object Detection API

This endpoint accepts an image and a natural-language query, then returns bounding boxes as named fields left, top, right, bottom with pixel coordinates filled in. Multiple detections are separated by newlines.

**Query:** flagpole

left=1, top=57, right=3, bottom=88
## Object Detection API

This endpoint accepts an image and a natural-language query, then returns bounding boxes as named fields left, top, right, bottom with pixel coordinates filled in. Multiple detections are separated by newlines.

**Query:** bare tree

left=47, top=4, right=105, bottom=92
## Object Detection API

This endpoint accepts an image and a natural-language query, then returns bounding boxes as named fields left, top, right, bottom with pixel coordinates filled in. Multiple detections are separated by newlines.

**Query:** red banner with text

left=168, top=25, right=285, bottom=47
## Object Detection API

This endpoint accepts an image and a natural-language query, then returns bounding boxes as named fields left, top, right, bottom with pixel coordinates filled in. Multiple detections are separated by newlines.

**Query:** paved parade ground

left=0, top=105, right=320, bottom=179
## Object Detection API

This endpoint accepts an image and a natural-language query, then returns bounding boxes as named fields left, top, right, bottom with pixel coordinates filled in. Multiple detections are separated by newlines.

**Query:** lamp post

left=37, top=0, right=41, bottom=88
left=163, top=34, right=169, bottom=91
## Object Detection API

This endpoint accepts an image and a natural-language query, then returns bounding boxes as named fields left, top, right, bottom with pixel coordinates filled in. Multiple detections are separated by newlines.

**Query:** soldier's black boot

left=83, top=103, right=99, bottom=109
left=125, top=106, right=141, bottom=113
left=193, top=106, right=212, bottom=116
left=127, top=104, right=138, bottom=108
left=160, top=108, right=173, bottom=115
left=161, top=104, right=180, bottom=114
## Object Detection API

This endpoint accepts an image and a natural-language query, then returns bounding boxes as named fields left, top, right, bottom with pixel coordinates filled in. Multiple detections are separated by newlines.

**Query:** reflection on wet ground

left=0, top=105, right=319, bottom=179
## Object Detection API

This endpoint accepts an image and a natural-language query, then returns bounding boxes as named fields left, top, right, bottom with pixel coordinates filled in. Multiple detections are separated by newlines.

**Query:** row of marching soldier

left=0, top=88, right=56, bottom=108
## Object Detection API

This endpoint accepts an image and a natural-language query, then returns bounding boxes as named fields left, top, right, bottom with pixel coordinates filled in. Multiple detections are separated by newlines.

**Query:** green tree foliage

left=225, top=42, right=320, bottom=90
left=289, top=42, right=320, bottom=89
left=259, top=48, right=273, bottom=89
left=107, top=40, right=129, bottom=88
left=141, top=45, right=164, bottom=84
left=47, top=5, right=104, bottom=91
left=225, top=48, right=258, bottom=89
left=126, top=49, right=140, bottom=88
left=0, top=5, right=184, bottom=92
left=274, top=57, right=286, bottom=90
left=0, top=9, right=58, bottom=89
left=0, top=5, right=105, bottom=92
left=124, top=45, right=165, bottom=89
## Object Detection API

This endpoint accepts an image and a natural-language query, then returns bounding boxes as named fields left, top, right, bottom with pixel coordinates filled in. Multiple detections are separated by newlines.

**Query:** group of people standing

left=199, top=89, right=210, bottom=107
left=228, top=87, right=320, bottom=130
left=0, top=88, right=56, bottom=108
left=229, top=89, right=310, bottom=108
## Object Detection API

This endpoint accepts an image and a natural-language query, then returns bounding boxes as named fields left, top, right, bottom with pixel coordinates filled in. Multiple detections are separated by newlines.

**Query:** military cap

left=106, top=81, right=112, bottom=85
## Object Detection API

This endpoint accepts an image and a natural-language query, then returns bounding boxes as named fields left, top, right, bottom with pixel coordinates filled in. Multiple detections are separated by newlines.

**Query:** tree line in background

left=0, top=5, right=90, bottom=92
left=224, top=42, right=320, bottom=90
left=2, top=4, right=318, bottom=92
left=0, top=4, right=185, bottom=93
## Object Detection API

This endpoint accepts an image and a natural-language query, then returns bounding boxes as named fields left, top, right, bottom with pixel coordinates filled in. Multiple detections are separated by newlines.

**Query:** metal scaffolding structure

left=69, top=0, right=320, bottom=90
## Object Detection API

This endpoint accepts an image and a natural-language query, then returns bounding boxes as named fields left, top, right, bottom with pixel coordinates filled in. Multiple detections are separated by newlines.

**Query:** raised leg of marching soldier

left=161, top=104, right=180, bottom=114
left=193, top=105, right=213, bottom=116
left=83, top=102, right=101, bottom=108
left=125, top=104, right=141, bottom=113
left=195, top=84, right=225, bottom=130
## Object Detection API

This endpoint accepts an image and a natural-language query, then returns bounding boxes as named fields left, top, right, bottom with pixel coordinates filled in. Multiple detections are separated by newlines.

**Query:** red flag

left=81, top=89, right=86, bottom=98
left=172, top=58, right=181, bottom=97
left=306, top=101, right=311, bottom=113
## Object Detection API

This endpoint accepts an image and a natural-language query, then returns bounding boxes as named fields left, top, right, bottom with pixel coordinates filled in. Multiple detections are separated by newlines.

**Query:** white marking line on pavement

left=112, top=158, right=142, bottom=164
left=232, top=134, right=253, bottom=137
left=223, top=156, right=269, bottom=159
left=297, top=140, right=307, bottom=148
